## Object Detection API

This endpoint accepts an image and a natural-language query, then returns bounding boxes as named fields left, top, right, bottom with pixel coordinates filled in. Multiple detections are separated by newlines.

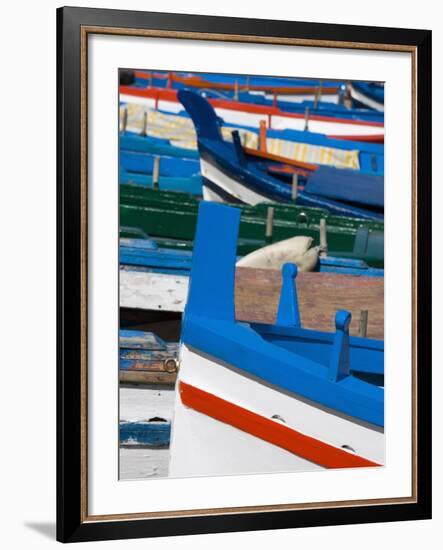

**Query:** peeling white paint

left=120, top=270, right=189, bottom=311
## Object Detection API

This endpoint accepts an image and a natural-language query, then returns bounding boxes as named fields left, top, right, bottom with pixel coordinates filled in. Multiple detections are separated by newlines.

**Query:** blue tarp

left=305, top=166, right=384, bottom=209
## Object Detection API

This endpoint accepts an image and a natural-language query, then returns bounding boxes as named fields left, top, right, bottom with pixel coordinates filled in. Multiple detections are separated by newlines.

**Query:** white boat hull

left=169, top=345, right=384, bottom=478
left=201, top=159, right=267, bottom=205
left=120, top=94, right=383, bottom=137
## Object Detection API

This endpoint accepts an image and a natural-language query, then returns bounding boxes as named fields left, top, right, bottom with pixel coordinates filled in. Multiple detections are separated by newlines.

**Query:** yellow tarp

left=120, top=104, right=360, bottom=170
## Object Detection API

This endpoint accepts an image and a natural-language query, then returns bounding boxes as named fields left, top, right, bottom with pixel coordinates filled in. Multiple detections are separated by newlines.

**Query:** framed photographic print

left=57, top=6, right=432, bottom=543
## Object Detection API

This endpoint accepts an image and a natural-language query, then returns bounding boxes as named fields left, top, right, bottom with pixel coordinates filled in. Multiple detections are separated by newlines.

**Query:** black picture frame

left=57, top=6, right=432, bottom=543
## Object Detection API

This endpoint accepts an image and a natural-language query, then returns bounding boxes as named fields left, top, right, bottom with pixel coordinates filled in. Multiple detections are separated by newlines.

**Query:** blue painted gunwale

left=251, top=323, right=383, bottom=376
left=120, top=131, right=200, bottom=159
left=120, top=243, right=193, bottom=272
left=120, top=150, right=200, bottom=178
left=181, top=201, right=384, bottom=427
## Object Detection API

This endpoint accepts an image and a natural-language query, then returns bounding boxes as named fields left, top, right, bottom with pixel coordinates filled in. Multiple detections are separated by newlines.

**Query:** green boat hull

left=120, top=185, right=384, bottom=267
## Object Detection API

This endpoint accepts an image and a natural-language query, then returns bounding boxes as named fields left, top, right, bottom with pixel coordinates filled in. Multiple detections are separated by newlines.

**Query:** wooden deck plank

left=235, top=267, right=384, bottom=339
left=120, top=267, right=384, bottom=339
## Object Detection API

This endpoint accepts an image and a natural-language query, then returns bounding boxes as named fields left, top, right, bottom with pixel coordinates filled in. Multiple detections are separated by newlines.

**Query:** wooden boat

left=177, top=90, right=384, bottom=220
left=169, top=201, right=384, bottom=477
left=134, top=70, right=342, bottom=96
left=120, top=85, right=384, bottom=142
left=120, top=266, right=384, bottom=342
left=120, top=186, right=384, bottom=267
left=119, top=329, right=179, bottom=385
left=131, top=71, right=383, bottom=123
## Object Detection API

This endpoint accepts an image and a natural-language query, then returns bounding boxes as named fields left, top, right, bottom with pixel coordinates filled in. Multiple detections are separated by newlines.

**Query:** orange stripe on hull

left=179, top=381, right=381, bottom=469
left=327, top=134, right=385, bottom=143
left=244, top=147, right=319, bottom=171
left=134, top=71, right=340, bottom=96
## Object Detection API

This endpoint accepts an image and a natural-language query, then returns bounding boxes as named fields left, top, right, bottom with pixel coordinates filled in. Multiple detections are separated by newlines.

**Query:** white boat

left=169, top=201, right=384, bottom=478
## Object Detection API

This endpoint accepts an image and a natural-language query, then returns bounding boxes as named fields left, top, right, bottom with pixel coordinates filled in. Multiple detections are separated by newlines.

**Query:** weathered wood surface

left=235, top=267, right=384, bottom=339
left=120, top=329, right=179, bottom=385
left=120, top=267, right=383, bottom=339
left=120, top=370, right=177, bottom=385
left=120, top=269, right=188, bottom=312
left=120, top=329, right=169, bottom=350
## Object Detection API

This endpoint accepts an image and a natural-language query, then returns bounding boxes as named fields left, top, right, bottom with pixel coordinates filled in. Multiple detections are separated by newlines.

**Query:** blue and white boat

left=169, top=201, right=384, bottom=477
left=178, top=90, right=384, bottom=220
left=350, top=82, right=385, bottom=112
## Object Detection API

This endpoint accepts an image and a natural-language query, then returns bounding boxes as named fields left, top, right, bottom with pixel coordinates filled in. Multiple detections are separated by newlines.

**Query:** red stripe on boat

left=120, top=86, right=384, bottom=128
left=179, top=381, right=381, bottom=469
